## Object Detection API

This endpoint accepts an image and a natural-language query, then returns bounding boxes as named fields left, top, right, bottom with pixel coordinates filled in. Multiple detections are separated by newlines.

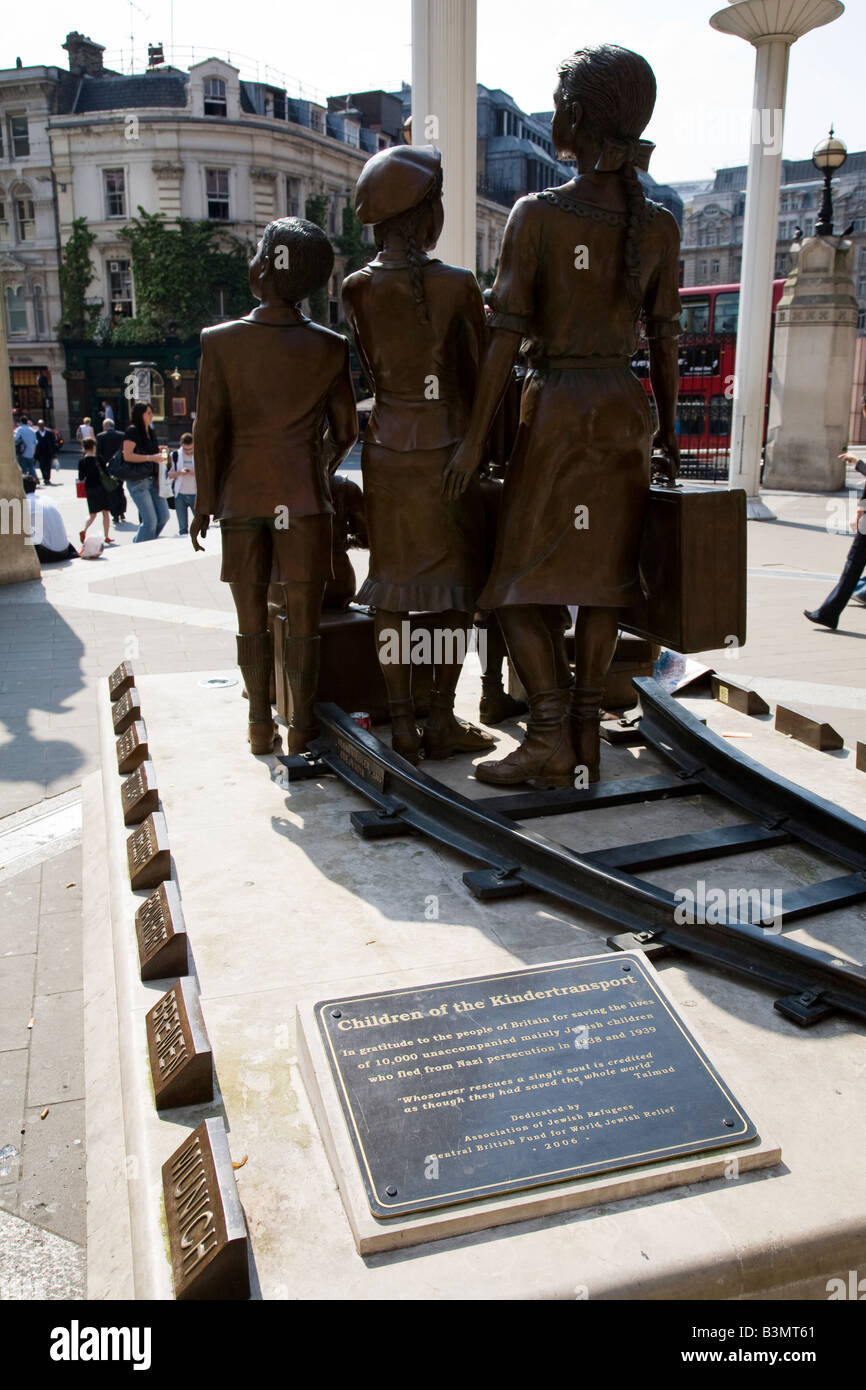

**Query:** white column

left=710, top=0, right=844, bottom=519
left=411, top=0, right=477, bottom=272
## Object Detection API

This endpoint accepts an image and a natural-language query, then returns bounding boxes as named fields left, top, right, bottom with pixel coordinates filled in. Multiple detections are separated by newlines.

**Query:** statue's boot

left=237, top=632, right=277, bottom=755
left=475, top=690, right=574, bottom=788
left=479, top=679, right=528, bottom=726
left=570, top=686, right=605, bottom=785
left=283, top=634, right=321, bottom=755
left=389, top=697, right=421, bottom=765
left=423, top=689, right=496, bottom=760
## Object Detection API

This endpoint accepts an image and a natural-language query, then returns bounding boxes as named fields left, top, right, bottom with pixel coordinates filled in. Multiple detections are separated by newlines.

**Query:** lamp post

left=710, top=0, right=845, bottom=518
left=813, top=128, right=847, bottom=236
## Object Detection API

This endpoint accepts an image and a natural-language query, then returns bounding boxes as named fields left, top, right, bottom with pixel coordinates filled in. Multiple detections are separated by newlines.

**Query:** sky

left=4, top=1, right=864, bottom=185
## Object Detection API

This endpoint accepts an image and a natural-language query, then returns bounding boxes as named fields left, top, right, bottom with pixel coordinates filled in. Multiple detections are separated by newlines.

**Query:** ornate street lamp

left=813, top=127, right=847, bottom=236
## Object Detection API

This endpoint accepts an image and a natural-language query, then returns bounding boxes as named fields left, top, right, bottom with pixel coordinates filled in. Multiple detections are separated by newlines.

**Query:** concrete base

left=83, top=660, right=866, bottom=1299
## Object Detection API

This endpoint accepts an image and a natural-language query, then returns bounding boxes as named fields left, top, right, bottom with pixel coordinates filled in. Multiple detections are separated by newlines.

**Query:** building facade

left=0, top=64, right=66, bottom=432
left=676, top=152, right=866, bottom=329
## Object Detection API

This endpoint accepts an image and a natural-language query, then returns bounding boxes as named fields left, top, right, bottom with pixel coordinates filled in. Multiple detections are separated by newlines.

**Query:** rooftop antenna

left=127, top=0, right=151, bottom=72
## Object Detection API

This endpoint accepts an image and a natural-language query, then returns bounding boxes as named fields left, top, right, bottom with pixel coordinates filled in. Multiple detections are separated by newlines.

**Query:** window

left=206, top=169, right=230, bottom=220
left=709, top=393, right=732, bottom=436
left=714, top=291, right=739, bottom=334
left=5, top=285, right=28, bottom=335
left=774, top=252, right=788, bottom=277
left=859, top=247, right=866, bottom=269
left=204, top=76, right=227, bottom=117
left=103, top=169, right=126, bottom=219
left=859, top=307, right=866, bottom=332
left=677, top=395, right=707, bottom=436
left=855, top=217, right=866, bottom=233
left=286, top=177, right=300, bottom=217
left=10, top=115, right=29, bottom=158
left=681, top=296, right=710, bottom=334
left=858, top=276, right=866, bottom=300
left=213, top=284, right=232, bottom=319
left=15, top=197, right=34, bottom=241
left=697, top=260, right=707, bottom=282
left=710, top=258, right=720, bottom=278
left=328, top=194, right=340, bottom=236
left=32, top=283, right=45, bottom=336
left=0, top=200, right=8, bottom=241
left=108, top=258, right=133, bottom=316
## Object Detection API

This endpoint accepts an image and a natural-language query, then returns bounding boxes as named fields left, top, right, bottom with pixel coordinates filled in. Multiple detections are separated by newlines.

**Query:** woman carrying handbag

left=123, top=402, right=170, bottom=544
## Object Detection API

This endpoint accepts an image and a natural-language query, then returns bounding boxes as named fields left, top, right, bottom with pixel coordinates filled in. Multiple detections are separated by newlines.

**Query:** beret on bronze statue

left=355, top=144, right=441, bottom=225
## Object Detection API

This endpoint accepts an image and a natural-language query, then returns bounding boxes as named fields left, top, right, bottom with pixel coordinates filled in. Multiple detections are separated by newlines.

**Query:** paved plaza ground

left=1, top=448, right=864, bottom=1297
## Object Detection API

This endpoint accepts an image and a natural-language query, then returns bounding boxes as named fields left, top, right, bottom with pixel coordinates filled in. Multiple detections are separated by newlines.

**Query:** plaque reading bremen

left=316, top=955, right=757, bottom=1219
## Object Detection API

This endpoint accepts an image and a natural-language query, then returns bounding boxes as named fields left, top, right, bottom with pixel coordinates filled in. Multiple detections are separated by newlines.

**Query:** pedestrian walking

left=76, top=417, right=96, bottom=445
left=97, top=420, right=127, bottom=524
left=14, top=416, right=38, bottom=481
left=34, top=419, right=57, bottom=485
left=123, top=402, right=170, bottom=544
left=77, top=439, right=115, bottom=548
left=167, top=433, right=197, bottom=535
left=100, top=399, right=115, bottom=431
left=804, top=405, right=866, bottom=629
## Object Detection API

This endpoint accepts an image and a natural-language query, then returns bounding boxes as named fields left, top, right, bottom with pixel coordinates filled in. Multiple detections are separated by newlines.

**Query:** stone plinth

left=763, top=234, right=859, bottom=491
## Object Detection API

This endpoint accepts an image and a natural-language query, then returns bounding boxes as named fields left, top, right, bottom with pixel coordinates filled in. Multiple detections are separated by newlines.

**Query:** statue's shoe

left=478, top=689, right=529, bottom=726
left=423, top=715, right=495, bottom=760
left=249, top=720, right=277, bottom=755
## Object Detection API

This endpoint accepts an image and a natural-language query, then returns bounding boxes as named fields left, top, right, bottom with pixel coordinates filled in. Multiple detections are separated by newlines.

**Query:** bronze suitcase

left=620, top=485, right=747, bottom=654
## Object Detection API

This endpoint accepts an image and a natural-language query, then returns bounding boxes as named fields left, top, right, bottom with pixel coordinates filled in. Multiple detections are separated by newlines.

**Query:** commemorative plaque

left=146, top=975, right=213, bottom=1110
left=108, top=660, right=135, bottom=702
left=112, top=687, right=142, bottom=736
left=711, top=676, right=769, bottom=718
left=127, top=811, right=171, bottom=891
left=314, top=955, right=757, bottom=1219
left=162, top=1117, right=249, bottom=1300
left=116, top=720, right=149, bottom=775
left=135, top=880, right=188, bottom=981
left=121, top=759, right=159, bottom=826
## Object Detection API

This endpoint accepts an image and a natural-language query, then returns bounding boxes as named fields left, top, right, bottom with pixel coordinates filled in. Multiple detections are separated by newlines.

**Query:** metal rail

left=278, top=684, right=866, bottom=1027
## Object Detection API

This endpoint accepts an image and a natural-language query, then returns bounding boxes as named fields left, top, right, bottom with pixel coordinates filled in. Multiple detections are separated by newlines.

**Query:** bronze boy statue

left=444, top=44, right=681, bottom=787
left=192, top=218, right=358, bottom=754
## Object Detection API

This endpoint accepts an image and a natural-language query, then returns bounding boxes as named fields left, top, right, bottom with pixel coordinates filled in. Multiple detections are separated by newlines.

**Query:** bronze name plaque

left=136, top=880, right=188, bottom=981
left=116, top=720, right=149, bottom=775
left=316, top=954, right=757, bottom=1219
left=775, top=704, right=844, bottom=751
left=108, top=660, right=135, bottom=702
left=127, top=811, right=171, bottom=891
left=146, top=976, right=213, bottom=1110
left=162, top=1117, right=249, bottom=1300
left=335, top=734, right=387, bottom=791
left=112, top=687, right=142, bottom=736
left=711, top=676, right=769, bottom=718
left=121, top=760, right=159, bottom=826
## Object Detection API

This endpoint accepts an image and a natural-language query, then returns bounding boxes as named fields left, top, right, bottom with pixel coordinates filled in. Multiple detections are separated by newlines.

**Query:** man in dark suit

left=97, top=421, right=127, bottom=522
left=192, top=217, right=357, bottom=755
left=33, top=420, right=57, bottom=485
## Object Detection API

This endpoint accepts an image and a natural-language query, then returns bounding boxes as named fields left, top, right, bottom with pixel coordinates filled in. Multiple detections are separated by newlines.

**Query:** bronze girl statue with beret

left=444, top=43, right=681, bottom=787
left=343, top=145, right=494, bottom=764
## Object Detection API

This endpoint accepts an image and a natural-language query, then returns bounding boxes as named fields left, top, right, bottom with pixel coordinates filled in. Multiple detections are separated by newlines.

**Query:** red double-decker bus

left=631, top=279, right=785, bottom=476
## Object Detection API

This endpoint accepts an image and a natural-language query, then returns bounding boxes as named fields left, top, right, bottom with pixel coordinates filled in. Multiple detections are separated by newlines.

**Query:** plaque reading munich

left=316, top=954, right=757, bottom=1219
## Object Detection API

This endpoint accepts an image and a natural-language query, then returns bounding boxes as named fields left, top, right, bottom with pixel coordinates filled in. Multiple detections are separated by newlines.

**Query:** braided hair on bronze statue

left=374, top=168, right=444, bottom=324
left=557, top=44, right=657, bottom=316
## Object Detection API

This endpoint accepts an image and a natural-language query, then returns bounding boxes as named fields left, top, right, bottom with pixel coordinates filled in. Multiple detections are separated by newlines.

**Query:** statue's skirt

left=478, top=365, right=652, bottom=611
left=357, top=442, right=487, bottom=615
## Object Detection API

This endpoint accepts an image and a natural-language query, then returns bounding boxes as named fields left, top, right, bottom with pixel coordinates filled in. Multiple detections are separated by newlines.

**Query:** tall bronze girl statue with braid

left=343, top=145, right=494, bottom=765
left=444, top=43, right=682, bottom=787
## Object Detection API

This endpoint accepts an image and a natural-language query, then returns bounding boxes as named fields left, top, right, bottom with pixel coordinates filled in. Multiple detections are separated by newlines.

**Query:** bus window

left=680, top=296, right=710, bottom=334
left=709, top=393, right=732, bottom=436
left=714, top=291, right=739, bottom=334
left=677, top=396, right=707, bottom=435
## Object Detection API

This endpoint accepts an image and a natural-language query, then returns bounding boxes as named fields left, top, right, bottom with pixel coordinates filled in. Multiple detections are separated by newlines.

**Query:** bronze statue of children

left=444, top=44, right=681, bottom=787
left=342, top=145, right=494, bottom=765
left=192, top=217, right=358, bottom=755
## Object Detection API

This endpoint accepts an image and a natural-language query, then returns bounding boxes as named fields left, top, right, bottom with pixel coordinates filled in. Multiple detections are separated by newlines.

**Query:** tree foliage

left=336, top=204, right=375, bottom=276
left=58, top=218, right=102, bottom=340
left=304, top=193, right=331, bottom=324
left=118, top=208, right=253, bottom=340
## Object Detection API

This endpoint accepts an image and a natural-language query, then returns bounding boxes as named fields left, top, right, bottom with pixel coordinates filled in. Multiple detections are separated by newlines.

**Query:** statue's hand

left=652, top=430, right=680, bottom=486
left=443, top=441, right=481, bottom=501
left=190, top=514, right=209, bottom=553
